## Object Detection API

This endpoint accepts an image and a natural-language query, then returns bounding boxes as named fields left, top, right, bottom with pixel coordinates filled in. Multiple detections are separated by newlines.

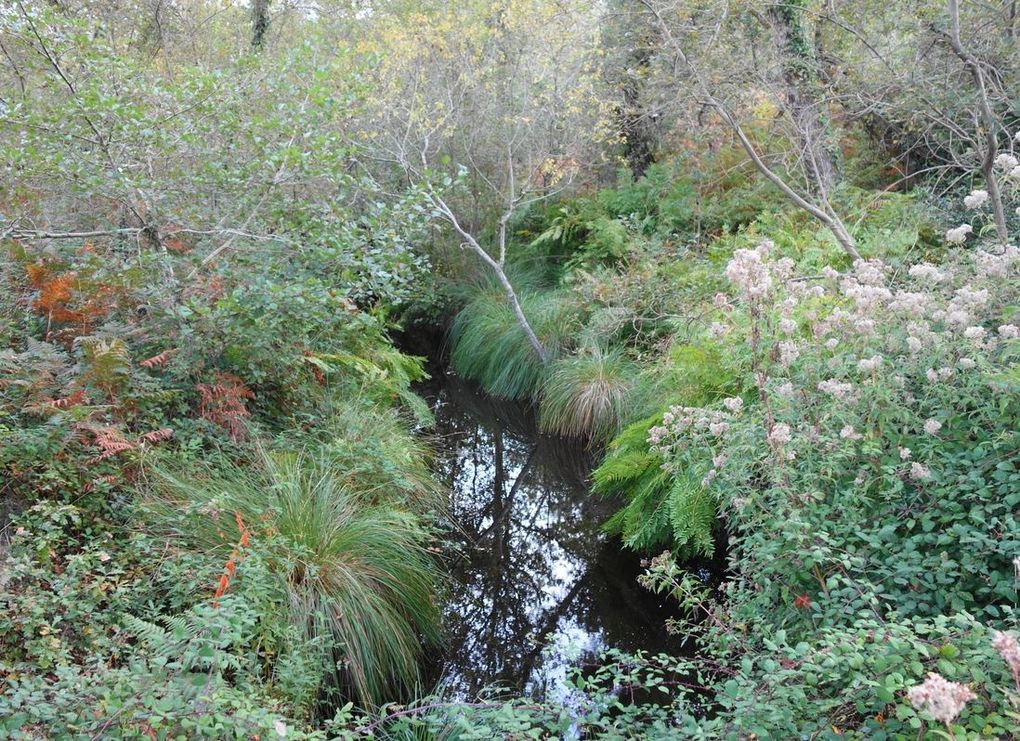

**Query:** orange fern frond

left=212, top=512, right=251, bottom=607
left=139, top=349, right=178, bottom=370
left=196, top=372, right=254, bottom=442
left=138, top=428, right=174, bottom=445
left=49, top=388, right=88, bottom=409
left=79, top=423, right=135, bottom=462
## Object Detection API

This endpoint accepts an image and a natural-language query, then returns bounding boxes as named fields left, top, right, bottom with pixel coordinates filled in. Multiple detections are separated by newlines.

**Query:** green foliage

left=143, top=447, right=442, bottom=709
left=1, top=594, right=323, bottom=739
left=288, top=401, right=442, bottom=513
left=596, top=341, right=736, bottom=556
left=597, top=416, right=675, bottom=552
left=538, top=347, right=635, bottom=441
left=448, top=284, right=582, bottom=399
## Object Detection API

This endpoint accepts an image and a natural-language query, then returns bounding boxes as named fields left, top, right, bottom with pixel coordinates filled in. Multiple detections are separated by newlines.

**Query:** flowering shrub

left=638, top=206, right=1020, bottom=732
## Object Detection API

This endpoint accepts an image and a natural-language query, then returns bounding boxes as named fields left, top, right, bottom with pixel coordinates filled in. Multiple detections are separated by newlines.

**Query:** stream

left=420, top=370, right=682, bottom=702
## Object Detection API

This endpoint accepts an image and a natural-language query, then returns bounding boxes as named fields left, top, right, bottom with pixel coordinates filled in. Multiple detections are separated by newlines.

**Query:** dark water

left=421, top=371, right=681, bottom=701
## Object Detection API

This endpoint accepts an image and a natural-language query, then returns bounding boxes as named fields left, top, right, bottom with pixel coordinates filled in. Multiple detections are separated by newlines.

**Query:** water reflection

left=422, top=372, right=679, bottom=700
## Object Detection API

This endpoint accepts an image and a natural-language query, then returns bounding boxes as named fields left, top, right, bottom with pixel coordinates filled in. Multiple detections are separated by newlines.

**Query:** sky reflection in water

left=423, top=373, right=679, bottom=701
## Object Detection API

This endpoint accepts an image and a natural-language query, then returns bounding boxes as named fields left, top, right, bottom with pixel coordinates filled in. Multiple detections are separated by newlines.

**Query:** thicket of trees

left=1, top=0, right=1018, bottom=737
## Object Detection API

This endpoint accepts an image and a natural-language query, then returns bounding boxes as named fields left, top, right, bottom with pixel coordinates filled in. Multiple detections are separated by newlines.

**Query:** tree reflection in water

left=423, top=373, right=679, bottom=700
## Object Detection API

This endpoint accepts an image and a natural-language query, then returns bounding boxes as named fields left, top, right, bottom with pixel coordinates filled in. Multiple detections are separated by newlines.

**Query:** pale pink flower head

left=858, top=355, right=883, bottom=372
left=818, top=379, right=853, bottom=398
left=910, top=462, right=931, bottom=480
left=725, top=245, right=773, bottom=300
left=768, top=422, right=792, bottom=446
left=945, top=224, right=972, bottom=244
left=998, top=324, right=1019, bottom=340
left=923, top=419, right=942, bottom=435
left=778, top=341, right=800, bottom=367
left=991, top=631, right=1020, bottom=678
left=839, top=425, right=862, bottom=441
left=994, top=153, right=1019, bottom=170
left=963, top=326, right=986, bottom=342
left=909, top=263, right=947, bottom=283
left=963, top=189, right=989, bottom=209
left=899, top=446, right=912, bottom=460
left=722, top=397, right=744, bottom=413
left=906, top=673, right=976, bottom=724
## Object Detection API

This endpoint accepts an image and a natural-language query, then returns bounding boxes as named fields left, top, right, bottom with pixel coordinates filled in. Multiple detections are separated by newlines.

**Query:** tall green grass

left=538, top=347, right=636, bottom=441
left=448, top=285, right=581, bottom=399
left=144, top=447, right=441, bottom=709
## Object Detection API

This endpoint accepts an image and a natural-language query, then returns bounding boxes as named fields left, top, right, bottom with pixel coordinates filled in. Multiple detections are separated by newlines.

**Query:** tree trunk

left=252, top=0, right=270, bottom=51
left=619, top=45, right=655, bottom=178
left=945, top=0, right=1009, bottom=243
left=766, top=1, right=841, bottom=195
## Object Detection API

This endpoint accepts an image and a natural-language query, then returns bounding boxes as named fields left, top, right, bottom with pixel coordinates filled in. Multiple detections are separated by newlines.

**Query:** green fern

left=595, top=412, right=717, bottom=558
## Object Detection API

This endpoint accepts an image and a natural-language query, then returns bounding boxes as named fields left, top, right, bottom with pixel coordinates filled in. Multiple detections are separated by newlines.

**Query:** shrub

left=641, top=228, right=1020, bottom=733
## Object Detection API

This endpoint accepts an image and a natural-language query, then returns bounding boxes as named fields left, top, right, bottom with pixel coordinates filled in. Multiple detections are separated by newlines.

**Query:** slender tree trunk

left=766, top=0, right=840, bottom=194
left=252, top=0, right=270, bottom=51
left=945, top=0, right=1009, bottom=243
left=430, top=193, right=549, bottom=363
left=620, top=45, right=655, bottom=178
left=636, top=0, right=860, bottom=261
left=716, top=102, right=861, bottom=260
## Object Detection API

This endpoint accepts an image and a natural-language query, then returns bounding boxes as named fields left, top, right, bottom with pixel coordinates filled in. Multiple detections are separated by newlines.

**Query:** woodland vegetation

left=1, top=0, right=1018, bottom=738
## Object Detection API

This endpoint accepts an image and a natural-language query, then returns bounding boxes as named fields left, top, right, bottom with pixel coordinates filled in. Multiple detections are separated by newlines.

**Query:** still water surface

left=421, top=371, right=679, bottom=700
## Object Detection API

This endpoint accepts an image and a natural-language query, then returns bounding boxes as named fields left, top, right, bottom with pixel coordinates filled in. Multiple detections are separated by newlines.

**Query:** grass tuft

left=448, top=284, right=580, bottom=399
left=538, top=347, right=636, bottom=441
left=144, top=446, right=441, bottom=709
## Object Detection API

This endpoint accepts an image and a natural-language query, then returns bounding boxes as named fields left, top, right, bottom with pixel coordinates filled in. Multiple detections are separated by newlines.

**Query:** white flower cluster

left=857, top=354, right=883, bottom=372
left=908, top=263, right=948, bottom=283
left=818, top=378, right=853, bottom=398
left=945, top=224, right=973, bottom=244
left=992, top=630, right=1020, bottom=678
left=839, top=425, right=862, bottom=441
left=767, top=422, right=792, bottom=446
left=973, top=246, right=1020, bottom=278
left=998, top=324, right=1020, bottom=339
left=907, top=673, right=976, bottom=724
left=964, top=189, right=989, bottom=209
left=994, top=153, right=1019, bottom=171
left=724, top=241, right=773, bottom=300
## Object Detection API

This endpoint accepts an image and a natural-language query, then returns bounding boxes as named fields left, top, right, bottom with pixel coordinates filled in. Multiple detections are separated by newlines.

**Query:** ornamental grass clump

left=448, top=285, right=581, bottom=399
left=144, top=448, right=441, bottom=709
left=538, top=346, right=636, bottom=441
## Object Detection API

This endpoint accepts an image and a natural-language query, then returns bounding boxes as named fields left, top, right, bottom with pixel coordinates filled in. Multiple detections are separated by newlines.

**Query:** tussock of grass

left=448, top=285, right=580, bottom=399
left=538, top=347, right=636, bottom=441
left=144, top=448, right=441, bottom=708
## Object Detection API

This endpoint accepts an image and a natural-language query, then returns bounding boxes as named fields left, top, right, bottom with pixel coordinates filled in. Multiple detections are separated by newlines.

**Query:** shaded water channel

left=419, top=370, right=681, bottom=701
